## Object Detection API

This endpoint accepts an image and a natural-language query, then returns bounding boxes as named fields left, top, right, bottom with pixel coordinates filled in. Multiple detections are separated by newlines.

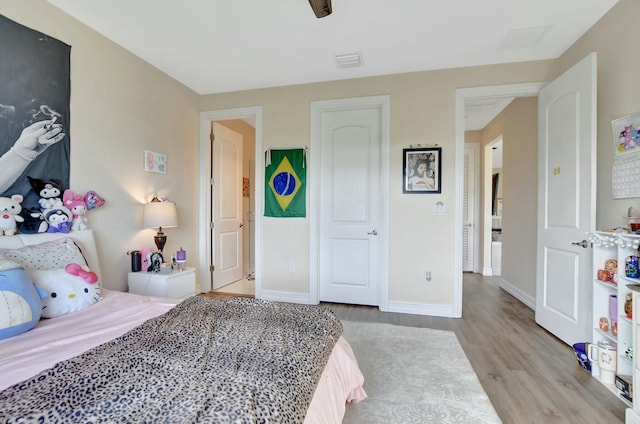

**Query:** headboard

left=0, top=230, right=102, bottom=283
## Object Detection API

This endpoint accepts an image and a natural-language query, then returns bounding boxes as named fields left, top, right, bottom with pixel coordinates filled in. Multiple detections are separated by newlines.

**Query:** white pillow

left=0, top=238, right=88, bottom=271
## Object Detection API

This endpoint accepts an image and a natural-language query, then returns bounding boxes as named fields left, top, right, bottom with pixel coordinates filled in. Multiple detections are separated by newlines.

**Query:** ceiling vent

left=502, top=26, right=551, bottom=49
left=335, top=52, right=363, bottom=68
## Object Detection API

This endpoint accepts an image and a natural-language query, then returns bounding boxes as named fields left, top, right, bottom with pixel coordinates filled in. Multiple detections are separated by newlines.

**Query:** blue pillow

left=0, top=268, right=47, bottom=340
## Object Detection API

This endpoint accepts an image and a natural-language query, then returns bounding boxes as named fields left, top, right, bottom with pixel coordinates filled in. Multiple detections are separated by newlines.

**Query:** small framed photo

left=148, top=251, right=164, bottom=272
left=403, top=147, right=442, bottom=193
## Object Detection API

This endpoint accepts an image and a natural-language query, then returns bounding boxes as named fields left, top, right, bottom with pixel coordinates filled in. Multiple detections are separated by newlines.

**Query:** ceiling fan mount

left=308, top=0, right=332, bottom=18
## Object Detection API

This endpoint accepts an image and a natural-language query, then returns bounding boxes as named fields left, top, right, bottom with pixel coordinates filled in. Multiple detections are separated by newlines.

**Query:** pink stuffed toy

left=63, top=189, right=88, bottom=231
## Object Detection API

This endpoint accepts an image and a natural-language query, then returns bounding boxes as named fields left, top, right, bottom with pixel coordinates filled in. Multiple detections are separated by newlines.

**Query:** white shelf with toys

left=588, top=231, right=636, bottom=407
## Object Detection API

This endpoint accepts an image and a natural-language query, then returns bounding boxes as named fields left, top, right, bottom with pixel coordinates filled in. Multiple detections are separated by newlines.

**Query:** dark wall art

left=0, top=15, right=70, bottom=210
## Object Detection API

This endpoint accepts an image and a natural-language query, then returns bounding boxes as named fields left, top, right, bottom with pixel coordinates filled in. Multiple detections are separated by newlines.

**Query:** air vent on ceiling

left=335, top=52, right=363, bottom=68
left=502, top=26, right=551, bottom=49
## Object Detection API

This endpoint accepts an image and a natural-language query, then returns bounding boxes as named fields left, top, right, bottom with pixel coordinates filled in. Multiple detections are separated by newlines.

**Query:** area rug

left=341, top=321, right=502, bottom=424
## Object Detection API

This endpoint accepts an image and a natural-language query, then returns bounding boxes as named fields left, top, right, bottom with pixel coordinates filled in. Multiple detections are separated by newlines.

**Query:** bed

left=0, top=230, right=366, bottom=423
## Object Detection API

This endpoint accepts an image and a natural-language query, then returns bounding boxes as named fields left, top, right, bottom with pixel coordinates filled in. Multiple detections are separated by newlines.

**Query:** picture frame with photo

left=402, top=147, right=442, bottom=193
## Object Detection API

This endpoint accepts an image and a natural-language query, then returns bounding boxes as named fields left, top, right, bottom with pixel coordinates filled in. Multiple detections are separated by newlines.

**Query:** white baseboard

left=482, top=267, right=493, bottom=276
left=498, top=277, right=535, bottom=310
left=259, top=290, right=315, bottom=305
left=387, top=300, right=456, bottom=318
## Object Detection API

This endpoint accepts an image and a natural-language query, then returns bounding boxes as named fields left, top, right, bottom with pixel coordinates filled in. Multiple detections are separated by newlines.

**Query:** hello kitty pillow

left=27, top=263, right=101, bottom=318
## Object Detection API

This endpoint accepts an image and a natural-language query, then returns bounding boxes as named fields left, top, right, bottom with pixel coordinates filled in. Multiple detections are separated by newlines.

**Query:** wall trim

left=387, top=300, right=454, bottom=318
left=499, top=277, right=535, bottom=310
left=260, top=290, right=315, bottom=305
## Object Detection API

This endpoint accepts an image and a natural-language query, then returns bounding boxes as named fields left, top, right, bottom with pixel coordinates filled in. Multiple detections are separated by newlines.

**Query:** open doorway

left=198, top=107, right=263, bottom=297
left=455, top=83, right=544, bottom=317
left=485, top=136, right=502, bottom=276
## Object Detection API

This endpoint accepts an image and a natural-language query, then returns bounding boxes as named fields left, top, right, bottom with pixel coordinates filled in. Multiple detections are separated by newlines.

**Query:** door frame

left=455, top=82, right=544, bottom=317
left=198, top=106, right=263, bottom=295
left=309, top=95, right=391, bottom=309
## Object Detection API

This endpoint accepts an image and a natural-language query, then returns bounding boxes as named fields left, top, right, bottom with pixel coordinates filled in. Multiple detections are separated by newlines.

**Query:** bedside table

left=128, top=267, right=196, bottom=299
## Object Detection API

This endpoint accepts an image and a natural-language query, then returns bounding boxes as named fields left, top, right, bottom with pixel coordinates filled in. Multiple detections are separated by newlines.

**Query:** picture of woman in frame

left=403, top=147, right=441, bottom=193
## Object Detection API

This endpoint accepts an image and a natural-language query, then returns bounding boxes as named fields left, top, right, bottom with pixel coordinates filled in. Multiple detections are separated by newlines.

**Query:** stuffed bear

left=28, top=176, right=64, bottom=210
left=63, top=189, right=88, bottom=231
left=0, top=194, right=25, bottom=236
left=28, top=263, right=100, bottom=318
left=44, top=205, right=72, bottom=233
left=0, top=254, right=47, bottom=340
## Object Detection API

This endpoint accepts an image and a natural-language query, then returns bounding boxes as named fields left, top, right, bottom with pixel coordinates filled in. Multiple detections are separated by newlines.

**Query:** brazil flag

left=265, top=148, right=306, bottom=217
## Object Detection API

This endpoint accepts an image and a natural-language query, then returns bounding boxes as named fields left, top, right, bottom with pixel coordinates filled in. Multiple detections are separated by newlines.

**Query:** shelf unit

left=588, top=231, right=638, bottom=407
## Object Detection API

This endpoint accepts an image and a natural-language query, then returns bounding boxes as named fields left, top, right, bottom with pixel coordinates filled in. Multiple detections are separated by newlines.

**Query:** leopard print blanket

left=0, top=296, right=343, bottom=423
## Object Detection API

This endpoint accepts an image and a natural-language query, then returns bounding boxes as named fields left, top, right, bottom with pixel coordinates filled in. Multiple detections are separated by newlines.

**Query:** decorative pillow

left=0, top=263, right=47, bottom=340
left=0, top=238, right=88, bottom=271
left=28, top=263, right=101, bottom=318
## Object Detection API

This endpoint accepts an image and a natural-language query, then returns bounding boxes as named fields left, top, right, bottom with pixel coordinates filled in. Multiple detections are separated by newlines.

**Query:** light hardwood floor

left=204, top=273, right=627, bottom=423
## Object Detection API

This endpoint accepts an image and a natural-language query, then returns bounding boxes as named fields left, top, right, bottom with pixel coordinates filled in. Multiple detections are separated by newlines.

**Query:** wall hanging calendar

left=612, top=112, right=640, bottom=198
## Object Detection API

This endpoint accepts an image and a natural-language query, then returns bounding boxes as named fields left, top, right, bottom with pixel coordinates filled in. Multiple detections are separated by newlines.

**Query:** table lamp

left=143, top=196, right=177, bottom=253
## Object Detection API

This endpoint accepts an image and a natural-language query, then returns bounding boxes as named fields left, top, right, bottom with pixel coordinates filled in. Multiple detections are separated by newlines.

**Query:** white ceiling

left=46, top=0, right=618, bottom=129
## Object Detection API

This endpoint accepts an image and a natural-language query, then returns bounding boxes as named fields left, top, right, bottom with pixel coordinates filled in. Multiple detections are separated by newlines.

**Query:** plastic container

left=572, top=342, right=591, bottom=372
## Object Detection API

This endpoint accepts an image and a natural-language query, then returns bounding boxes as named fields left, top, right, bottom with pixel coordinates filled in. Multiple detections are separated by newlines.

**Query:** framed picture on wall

left=403, top=147, right=442, bottom=193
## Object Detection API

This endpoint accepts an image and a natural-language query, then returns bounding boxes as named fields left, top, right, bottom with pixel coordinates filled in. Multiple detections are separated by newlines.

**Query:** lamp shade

left=143, top=201, right=178, bottom=230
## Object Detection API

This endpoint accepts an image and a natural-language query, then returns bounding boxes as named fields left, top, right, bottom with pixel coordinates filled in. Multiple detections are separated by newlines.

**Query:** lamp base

left=154, top=229, right=167, bottom=253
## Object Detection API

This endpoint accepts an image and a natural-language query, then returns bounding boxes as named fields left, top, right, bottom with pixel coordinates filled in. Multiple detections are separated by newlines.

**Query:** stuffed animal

left=0, top=255, right=47, bottom=340
left=28, top=176, right=64, bottom=210
left=17, top=207, right=48, bottom=234
left=44, top=205, right=72, bottom=233
left=0, top=194, right=25, bottom=236
left=63, top=189, right=88, bottom=231
left=28, top=263, right=100, bottom=318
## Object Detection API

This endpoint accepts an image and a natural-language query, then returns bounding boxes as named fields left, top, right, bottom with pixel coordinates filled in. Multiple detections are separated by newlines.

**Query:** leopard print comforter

left=0, top=296, right=343, bottom=423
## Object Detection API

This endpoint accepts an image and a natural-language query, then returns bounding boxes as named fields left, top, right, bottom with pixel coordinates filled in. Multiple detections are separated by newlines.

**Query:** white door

left=212, top=122, right=243, bottom=289
left=463, top=144, right=478, bottom=272
left=535, top=53, right=596, bottom=346
left=318, top=107, right=383, bottom=305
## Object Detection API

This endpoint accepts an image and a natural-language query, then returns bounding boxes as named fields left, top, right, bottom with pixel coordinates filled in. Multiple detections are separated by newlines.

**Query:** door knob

left=367, top=229, right=378, bottom=235
left=239, top=223, right=244, bottom=228
left=572, top=239, right=590, bottom=248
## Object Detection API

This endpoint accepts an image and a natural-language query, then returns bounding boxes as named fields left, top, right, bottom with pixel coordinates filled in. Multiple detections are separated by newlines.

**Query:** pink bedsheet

left=0, top=290, right=366, bottom=423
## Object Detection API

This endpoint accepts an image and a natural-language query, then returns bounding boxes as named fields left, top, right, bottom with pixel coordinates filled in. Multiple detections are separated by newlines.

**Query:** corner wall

left=0, top=1, right=200, bottom=290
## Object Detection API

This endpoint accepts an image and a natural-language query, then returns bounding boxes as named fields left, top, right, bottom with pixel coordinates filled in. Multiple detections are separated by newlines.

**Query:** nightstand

left=128, top=267, right=196, bottom=299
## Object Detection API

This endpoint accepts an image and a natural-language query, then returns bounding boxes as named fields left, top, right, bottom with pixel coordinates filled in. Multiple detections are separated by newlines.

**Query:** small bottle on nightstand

left=176, top=246, right=186, bottom=271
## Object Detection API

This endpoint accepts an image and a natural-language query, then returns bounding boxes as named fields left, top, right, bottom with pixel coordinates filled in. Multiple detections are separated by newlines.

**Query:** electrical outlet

left=425, top=271, right=431, bottom=281
left=289, top=263, right=296, bottom=273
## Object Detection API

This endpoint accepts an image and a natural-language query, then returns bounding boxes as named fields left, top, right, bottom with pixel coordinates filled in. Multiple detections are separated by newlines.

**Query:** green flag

left=264, top=149, right=306, bottom=217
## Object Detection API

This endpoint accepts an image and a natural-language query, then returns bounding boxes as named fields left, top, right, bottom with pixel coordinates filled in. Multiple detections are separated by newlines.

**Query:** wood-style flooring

left=204, top=273, right=627, bottom=423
